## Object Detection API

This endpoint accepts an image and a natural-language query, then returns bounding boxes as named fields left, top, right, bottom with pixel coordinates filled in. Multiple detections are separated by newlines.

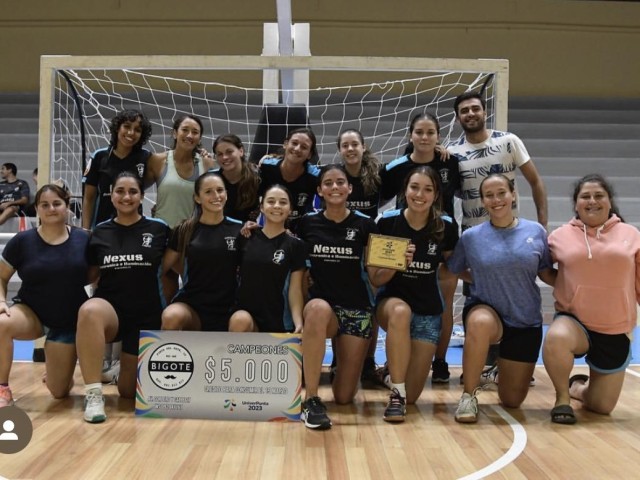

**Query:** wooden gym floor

left=1, top=363, right=640, bottom=480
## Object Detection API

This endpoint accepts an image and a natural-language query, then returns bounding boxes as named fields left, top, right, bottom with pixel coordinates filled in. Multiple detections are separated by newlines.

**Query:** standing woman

left=82, top=109, right=153, bottom=230
left=259, top=127, right=320, bottom=230
left=297, top=164, right=378, bottom=430
left=371, top=166, right=458, bottom=422
left=380, top=112, right=461, bottom=383
left=146, top=114, right=216, bottom=229
left=210, top=134, right=261, bottom=222
left=0, top=185, right=90, bottom=407
left=446, top=173, right=554, bottom=423
left=335, top=129, right=382, bottom=382
left=161, top=172, right=242, bottom=333
left=229, top=185, right=307, bottom=333
left=337, top=129, right=382, bottom=218
left=76, top=172, right=170, bottom=423
left=544, top=174, right=640, bottom=424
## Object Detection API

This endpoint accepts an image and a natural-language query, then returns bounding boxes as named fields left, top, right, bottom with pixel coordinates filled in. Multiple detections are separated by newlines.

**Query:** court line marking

left=626, top=368, right=640, bottom=379
left=457, top=405, right=527, bottom=480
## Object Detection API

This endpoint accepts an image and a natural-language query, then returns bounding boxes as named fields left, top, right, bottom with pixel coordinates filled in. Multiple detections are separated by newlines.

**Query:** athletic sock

left=391, top=382, right=406, bottom=398
left=85, top=383, right=102, bottom=395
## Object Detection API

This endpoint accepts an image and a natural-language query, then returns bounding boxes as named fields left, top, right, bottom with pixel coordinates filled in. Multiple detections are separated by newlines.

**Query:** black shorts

left=113, top=310, right=161, bottom=356
left=172, top=295, right=231, bottom=332
left=555, top=312, right=632, bottom=373
left=463, top=301, right=542, bottom=363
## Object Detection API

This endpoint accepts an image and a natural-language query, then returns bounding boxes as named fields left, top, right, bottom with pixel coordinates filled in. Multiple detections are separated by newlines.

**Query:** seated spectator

left=0, top=163, right=30, bottom=225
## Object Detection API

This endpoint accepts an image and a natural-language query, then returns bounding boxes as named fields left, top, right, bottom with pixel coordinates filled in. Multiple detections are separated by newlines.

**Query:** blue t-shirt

left=446, top=218, right=552, bottom=328
left=2, top=227, right=90, bottom=331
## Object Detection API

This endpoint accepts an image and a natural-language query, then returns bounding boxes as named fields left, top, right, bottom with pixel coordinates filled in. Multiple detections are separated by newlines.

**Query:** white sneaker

left=449, top=323, right=465, bottom=348
left=455, top=391, right=479, bottom=423
left=101, top=360, right=120, bottom=384
left=84, top=390, right=106, bottom=423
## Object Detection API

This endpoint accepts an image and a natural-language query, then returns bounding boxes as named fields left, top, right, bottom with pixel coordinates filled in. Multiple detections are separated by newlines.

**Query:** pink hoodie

left=548, top=214, right=640, bottom=335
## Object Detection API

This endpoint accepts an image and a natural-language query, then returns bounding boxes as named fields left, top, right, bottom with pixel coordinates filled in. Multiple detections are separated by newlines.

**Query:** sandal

left=550, top=404, right=576, bottom=424
left=569, top=374, right=589, bottom=389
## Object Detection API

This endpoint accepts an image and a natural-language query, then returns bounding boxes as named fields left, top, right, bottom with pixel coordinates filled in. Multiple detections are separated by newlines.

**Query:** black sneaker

left=301, top=396, right=332, bottom=430
left=431, top=358, right=450, bottom=384
left=361, top=357, right=384, bottom=388
left=383, top=388, right=406, bottom=423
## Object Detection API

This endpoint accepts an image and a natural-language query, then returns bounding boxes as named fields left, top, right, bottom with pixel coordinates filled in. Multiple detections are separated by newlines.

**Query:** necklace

left=490, top=217, right=518, bottom=229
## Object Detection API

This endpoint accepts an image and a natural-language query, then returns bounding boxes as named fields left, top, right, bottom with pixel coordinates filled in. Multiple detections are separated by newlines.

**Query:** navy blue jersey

left=0, top=179, right=30, bottom=214
left=379, top=153, right=461, bottom=216
left=88, top=216, right=169, bottom=318
left=236, top=230, right=307, bottom=332
left=259, top=157, right=320, bottom=228
left=2, top=227, right=90, bottom=331
left=376, top=209, right=458, bottom=315
left=209, top=168, right=259, bottom=223
left=170, top=218, right=242, bottom=316
left=82, top=147, right=151, bottom=227
left=346, top=172, right=380, bottom=218
left=296, top=210, right=378, bottom=309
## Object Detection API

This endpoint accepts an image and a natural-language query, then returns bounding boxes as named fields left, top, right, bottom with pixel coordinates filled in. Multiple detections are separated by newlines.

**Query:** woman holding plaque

left=76, top=172, right=170, bottom=423
left=161, top=171, right=242, bottom=333
left=446, top=173, right=554, bottom=424
left=380, top=112, right=461, bottom=384
left=229, top=184, right=307, bottom=333
left=371, top=166, right=458, bottom=422
left=296, top=164, right=378, bottom=430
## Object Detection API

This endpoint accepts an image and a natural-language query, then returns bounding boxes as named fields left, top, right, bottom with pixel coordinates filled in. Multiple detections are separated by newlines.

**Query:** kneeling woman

left=447, top=173, right=554, bottom=424
left=161, top=172, right=242, bottom=332
left=296, top=164, right=378, bottom=430
left=0, top=184, right=90, bottom=407
left=544, top=174, right=640, bottom=424
left=371, top=166, right=458, bottom=423
left=77, top=172, right=170, bottom=423
left=230, top=185, right=307, bottom=333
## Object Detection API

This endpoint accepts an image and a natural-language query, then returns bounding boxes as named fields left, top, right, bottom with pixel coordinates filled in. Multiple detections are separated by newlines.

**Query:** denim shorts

left=410, top=313, right=442, bottom=344
left=44, top=326, right=76, bottom=345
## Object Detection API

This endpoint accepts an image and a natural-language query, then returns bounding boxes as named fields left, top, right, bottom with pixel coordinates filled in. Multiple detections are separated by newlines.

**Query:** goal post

left=38, top=54, right=509, bottom=205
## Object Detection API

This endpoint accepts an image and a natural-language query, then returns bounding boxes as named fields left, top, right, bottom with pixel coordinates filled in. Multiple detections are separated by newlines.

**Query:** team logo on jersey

left=297, top=193, right=308, bottom=207
left=148, top=343, right=194, bottom=391
left=136, top=163, right=145, bottom=178
left=526, top=237, right=534, bottom=244
left=272, top=249, right=285, bottom=265
left=141, top=233, right=153, bottom=248
left=225, top=236, right=237, bottom=251
left=345, top=228, right=357, bottom=241
left=440, top=169, right=449, bottom=184
left=427, top=241, right=438, bottom=255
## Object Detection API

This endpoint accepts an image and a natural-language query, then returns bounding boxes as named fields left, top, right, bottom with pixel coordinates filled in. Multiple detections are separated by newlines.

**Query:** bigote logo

left=148, top=343, right=194, bottom=391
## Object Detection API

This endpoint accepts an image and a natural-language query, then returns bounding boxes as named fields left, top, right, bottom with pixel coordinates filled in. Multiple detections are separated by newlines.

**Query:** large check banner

left=135, top=331, right=302, bottom=422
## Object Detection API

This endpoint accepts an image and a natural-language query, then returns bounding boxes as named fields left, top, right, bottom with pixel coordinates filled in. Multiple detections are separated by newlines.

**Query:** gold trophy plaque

left=366, top=234, right=410, bottom=271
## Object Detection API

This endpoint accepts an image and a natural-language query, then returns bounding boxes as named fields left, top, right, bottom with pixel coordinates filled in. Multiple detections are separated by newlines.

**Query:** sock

left=391, top=382, right=406, bottom=398
left=85, top=383, right=103, bottom=395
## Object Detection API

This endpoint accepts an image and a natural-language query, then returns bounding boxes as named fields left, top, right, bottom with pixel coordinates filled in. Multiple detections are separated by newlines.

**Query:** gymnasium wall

left=3, top=0, right=639, bottom=97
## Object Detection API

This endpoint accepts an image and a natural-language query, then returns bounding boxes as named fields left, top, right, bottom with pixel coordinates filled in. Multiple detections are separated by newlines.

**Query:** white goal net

left=39, top=55, right=509, bottom=208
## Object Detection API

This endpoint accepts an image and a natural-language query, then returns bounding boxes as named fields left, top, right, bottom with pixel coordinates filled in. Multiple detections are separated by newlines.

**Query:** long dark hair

left=213, top=134, right=260, bottom=210
left=337, top=129, right=381, bottom=196
left=174, top=172, right=225, bottom=264
left=402, top=165, right=445, bottom=242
